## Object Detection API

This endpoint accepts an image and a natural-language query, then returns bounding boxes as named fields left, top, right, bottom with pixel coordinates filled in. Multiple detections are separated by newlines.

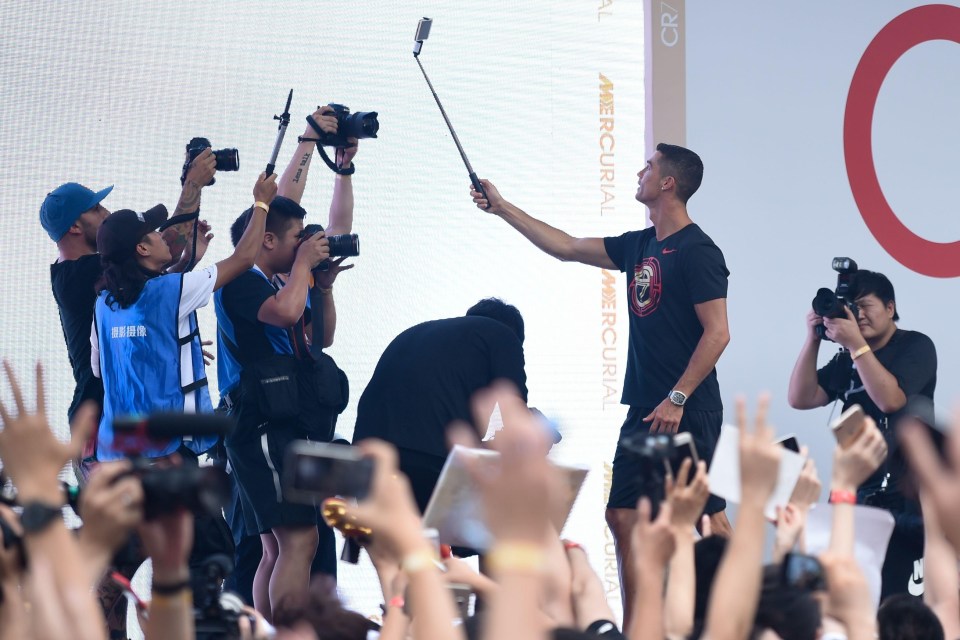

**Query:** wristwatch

left=19, top=501, right=63, bottom=534
left=668, top=390, right=688, bottom=407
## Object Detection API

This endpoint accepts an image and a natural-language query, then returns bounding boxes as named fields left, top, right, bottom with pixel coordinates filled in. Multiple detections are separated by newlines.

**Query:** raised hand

left=0, top=362, right=95, bottom=502
left=666, top=458, right=710, bottom=531
left=469, top=179, right=508, bottom=215
left=735, top=394, right=782, bottom=506
left=253, top=172, right=278, bottom=205
left=832, top=416, right=887, bottom=492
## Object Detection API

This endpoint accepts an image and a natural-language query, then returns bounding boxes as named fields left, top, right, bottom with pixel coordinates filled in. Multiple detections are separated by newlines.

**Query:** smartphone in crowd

left=671, top=432, right=700, bottom=475
left=831, top=404, right=866, bottom=449
left=781, top=552, right=827, bottom=591
left=776, top=434, right=801, bottom=453
left=283, top=441, right=375, bottom=504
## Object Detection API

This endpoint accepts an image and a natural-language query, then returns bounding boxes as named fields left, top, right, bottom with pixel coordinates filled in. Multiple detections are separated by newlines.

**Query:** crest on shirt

left=629, top=257, right=662, bottom=317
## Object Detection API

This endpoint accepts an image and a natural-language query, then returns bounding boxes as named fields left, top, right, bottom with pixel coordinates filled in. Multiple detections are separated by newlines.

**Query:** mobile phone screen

left=777, top=435, right=800, bottom=453
left=285, top=446, right=374, bottom=502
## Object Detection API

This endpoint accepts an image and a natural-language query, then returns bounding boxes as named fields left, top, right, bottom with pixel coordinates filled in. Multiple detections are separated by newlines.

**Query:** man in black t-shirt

left=42, top=152, right=217, bottom=444
left=353, top=298, right=528, bottom=512
left=788, top=269, right=936, bottom=598
left=40, top=152, right=217, bottom=636
left=470, top=143, right=730, bottom=630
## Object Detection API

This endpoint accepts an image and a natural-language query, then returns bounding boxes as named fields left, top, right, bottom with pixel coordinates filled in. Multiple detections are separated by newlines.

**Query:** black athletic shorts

left=607, top=405, right=725, bottom=514
left=225, top=396, right=336, bottom=536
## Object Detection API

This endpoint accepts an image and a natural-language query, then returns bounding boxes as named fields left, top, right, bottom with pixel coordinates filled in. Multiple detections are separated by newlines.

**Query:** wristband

left=388, top=595, right=405, bottom=609
left=151, top=579, right=191, bottom=596
left=851, top=344, right=871, bottom=361
left=487, top=542, right=547, bottom=574
left=829, top=489, right=857, bottom=505
left=318, top=287, right=333, bottom=294
left=401, top=549, right=438, bottom=575
left=254, top=201, right=270, bottom=214
left=562, top=540, right=584, bottom=552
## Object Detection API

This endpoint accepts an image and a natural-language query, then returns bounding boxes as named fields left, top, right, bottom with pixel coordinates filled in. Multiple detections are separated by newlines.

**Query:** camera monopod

left=412, top=17, right=490, bottom=209
left=266, top=89, right=293, bottom=177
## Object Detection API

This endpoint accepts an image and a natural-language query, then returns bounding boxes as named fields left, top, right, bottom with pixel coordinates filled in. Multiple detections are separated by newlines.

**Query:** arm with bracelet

left=212, top=173, right=277, bottom=291
left=141, top=510, right=195, bottom=640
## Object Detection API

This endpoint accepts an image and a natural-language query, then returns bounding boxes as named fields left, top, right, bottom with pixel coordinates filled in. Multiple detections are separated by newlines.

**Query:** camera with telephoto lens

left=314, top=104, right=379, bottom=148
left=111, top=413, right=233, bottom=520
left=298, top=223, right=360, bottom=273
left=194, top=555, right=263, bottom=640
left=811, top=257, right=859, bottom=342
left=181, top=137, right=240, bottom=186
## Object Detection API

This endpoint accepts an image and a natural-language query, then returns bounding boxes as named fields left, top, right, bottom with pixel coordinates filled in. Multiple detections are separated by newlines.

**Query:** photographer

left=42, top=150, right=217, bottom=468
left=91, top=170, right=276, bottom=460
left=787, top=268, right=937, bottom=598
left=215, top=106, right=357, bottom=621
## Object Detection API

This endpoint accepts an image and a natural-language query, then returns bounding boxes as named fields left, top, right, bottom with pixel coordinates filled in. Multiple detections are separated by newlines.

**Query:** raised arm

left=213, top=172, right=277, bottom=291
left=0, top=363, right=107, bottom=640
left=828, top=417, right=887, bottom=556
left=277, top=106, right=338, bottom=205
left=703, top=395, right=781, bottom=640
left=470, top=179, right=615, bottom=269
left=308, top=257, right=353, bottom=348
left=920, top=492, right=960, bottom=639
left=787, top=310, right=831, bottom=409
left=162, top=148, right=217, bottom=263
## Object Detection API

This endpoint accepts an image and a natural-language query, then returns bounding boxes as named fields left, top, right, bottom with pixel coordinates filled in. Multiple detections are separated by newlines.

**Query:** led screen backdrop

left=0, top=0, right=644, bottom=624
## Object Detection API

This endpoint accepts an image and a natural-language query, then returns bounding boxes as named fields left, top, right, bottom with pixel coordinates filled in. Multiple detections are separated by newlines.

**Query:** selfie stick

left=412, top=18, right=490, bottom=208
left=266, top=89, right=293, bottom=177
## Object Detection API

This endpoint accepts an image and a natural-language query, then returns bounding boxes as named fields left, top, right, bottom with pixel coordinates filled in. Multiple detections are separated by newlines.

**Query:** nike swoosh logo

left=662, top=248, right=678, bottom=254
left=908, top=559, right=924, bottom=597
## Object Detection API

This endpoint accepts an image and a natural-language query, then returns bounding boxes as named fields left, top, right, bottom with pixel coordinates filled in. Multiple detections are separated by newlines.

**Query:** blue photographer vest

left=94, top=274, right=216, bottom=460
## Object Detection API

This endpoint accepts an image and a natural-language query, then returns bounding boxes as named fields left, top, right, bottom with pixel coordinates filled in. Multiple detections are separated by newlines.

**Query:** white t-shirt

left=91, top=266, right=218, bottom=412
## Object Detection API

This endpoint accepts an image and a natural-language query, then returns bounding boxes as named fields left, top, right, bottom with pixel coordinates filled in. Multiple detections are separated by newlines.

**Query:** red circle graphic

left=844, top=4, right=960, bottom=277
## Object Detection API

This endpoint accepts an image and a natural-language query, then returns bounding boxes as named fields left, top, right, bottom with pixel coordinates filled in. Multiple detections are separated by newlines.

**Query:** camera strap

left=158, top=211, right=201, bottom=273
left=300, top=115, right=356, bottom=176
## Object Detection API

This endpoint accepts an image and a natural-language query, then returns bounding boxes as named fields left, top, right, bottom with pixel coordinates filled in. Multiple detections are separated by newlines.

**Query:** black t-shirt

left=50, top=254, right=104, bottom=421
left=817, top=328, right=937, bottom=493
left=217, top=269, right=294, bottom=366
left=604, top=224, right=728, bottom=411
left=353, top=316, right=528, bottom=458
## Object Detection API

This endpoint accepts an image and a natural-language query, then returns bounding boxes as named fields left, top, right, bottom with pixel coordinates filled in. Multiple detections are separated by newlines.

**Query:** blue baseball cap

left=39, top=183, right=114, bottom=242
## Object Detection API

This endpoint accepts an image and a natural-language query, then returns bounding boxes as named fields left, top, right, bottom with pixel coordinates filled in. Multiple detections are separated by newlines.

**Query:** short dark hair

left=232, top=196, right=308, bottom=247
left=878, top=594, right=944, bottom=640
left=466, top=298, right=525, bottom=343
left=850, top=269, right=899, bottom=321
left=656, top=143, right=704, bottom=203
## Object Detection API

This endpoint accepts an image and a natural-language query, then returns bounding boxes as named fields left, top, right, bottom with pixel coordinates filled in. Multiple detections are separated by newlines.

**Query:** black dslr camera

left=298, top=223, right=360, bottom=273
left=194, top=555, right=252, bottom=640
left=619, top=433, right=697, bottom=518
left=811, top=257, right=859, bottom=342
left=314, top=103, right=379, bottom=148
left=181, top=137, right=240, bottom=186
left=111, top=413, right=232, bottom=520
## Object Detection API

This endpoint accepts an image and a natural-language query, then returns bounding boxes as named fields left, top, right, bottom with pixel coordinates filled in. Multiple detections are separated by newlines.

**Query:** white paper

left=805, top=505, right=896, bottom=606
left=422, top=445, right=589, bottom=550
left=707, top=424, right=807, bottom=520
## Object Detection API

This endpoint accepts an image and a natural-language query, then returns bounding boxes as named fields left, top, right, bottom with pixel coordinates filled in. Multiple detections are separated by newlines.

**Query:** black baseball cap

left=96, top=204, right=169, bottom=262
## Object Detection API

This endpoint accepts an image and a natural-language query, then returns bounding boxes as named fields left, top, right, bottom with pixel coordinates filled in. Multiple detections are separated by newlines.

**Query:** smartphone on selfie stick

left=411, top=17, right=491, bottom=208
